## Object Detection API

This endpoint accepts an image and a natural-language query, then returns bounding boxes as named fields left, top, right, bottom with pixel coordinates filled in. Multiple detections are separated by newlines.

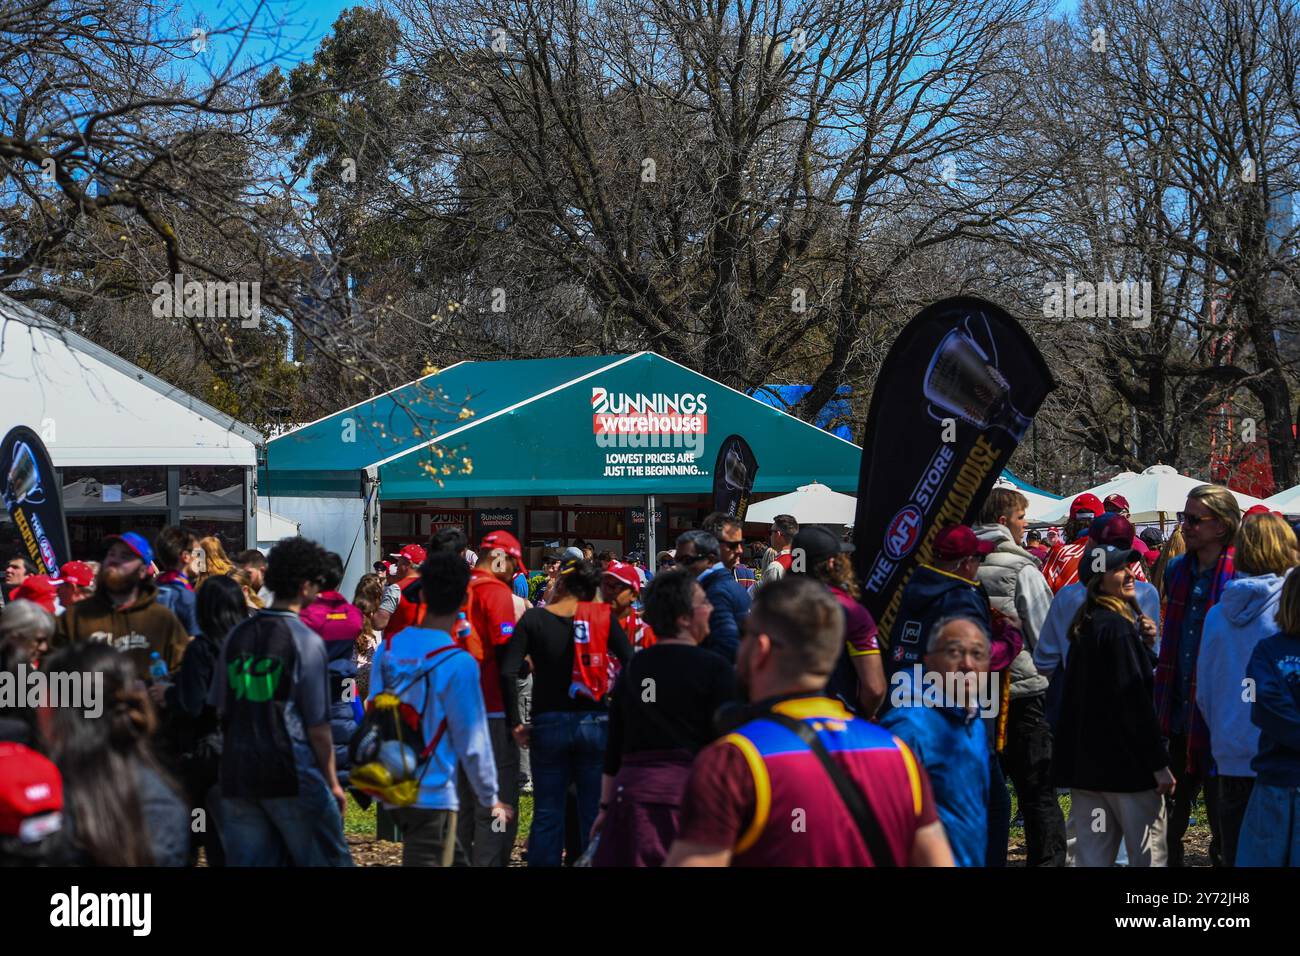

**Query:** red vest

left=569, top=602, right=614, bottom=702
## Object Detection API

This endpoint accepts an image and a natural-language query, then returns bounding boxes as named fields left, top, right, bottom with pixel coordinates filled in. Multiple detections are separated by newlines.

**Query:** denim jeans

left=527, top=710, right=607, bottom=867
left=222, top=765, right=353, bottom=867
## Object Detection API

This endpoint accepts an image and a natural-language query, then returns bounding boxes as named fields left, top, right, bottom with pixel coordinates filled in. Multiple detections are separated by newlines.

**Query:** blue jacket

left=1247, top=631, right=1300, bottom=787
left=156, top=579, right=200, bottom=636
left=879, top=673, right=989, bottom=867
left=1198, top=572, right=1288, bottom=777
left=697, top=563, right=751, bottom=663
left=886, top=565, right=990, bottom=678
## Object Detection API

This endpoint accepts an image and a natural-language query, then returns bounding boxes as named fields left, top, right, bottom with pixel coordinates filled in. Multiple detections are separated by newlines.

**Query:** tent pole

left=647, top=494, right=657, bottom=572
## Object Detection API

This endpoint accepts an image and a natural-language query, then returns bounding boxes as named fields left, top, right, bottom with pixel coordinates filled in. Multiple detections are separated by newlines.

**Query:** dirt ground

left=346, top=827, right=1214, bottom=867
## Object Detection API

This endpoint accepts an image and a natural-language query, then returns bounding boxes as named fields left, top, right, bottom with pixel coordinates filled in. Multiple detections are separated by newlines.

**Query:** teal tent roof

left=264, top=352, right=863, bottom=500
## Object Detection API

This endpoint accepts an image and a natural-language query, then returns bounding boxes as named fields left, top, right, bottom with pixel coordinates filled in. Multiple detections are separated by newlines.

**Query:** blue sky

left=180, top=0, right=357, bottom=71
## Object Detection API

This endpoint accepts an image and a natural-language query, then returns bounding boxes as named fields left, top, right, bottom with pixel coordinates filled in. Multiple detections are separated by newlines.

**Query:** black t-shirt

left=501, top=606, right=631, bottom=726
left=605, top=642, right=738, bottom=775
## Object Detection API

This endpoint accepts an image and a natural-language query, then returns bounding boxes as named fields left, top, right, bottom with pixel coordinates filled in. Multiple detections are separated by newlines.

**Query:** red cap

left=1245, top=504, right=1274, bottom=517
left=480, top=530, right=527, bottom=573
left=0, top=742, right=63, bottom=842
left=933, top=525, right=996, bottom=561
left=602, top=561, right=641, bottom=593
left=1089, top=513, right=1136, bottom=548
left=1071, top=493, right=1104, bottom=520
left=388, top=544, right=427, bottom=565
left=12, top=575, right=57, bottom=614
left=58, top=561, right=94, bottom=589
left=1103, top=493, right=1130, bottom=513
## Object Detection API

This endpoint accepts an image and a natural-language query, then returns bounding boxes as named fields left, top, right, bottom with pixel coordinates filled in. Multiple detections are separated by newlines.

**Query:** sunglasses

left=719, top=539, right=744, bottom=550
left=1177, top=512, right=1215, bottom=528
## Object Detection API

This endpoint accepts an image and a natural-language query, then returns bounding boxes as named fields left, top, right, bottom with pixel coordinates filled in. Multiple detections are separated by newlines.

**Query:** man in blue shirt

left=367, top=550, right=513, bottom=866
left=677, top=528, right=750, bottom=663
left=881, top=615, right=992, bottom=867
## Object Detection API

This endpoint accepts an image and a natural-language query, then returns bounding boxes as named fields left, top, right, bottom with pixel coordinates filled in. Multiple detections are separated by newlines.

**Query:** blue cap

left=106, top=531, right=154, bottom=566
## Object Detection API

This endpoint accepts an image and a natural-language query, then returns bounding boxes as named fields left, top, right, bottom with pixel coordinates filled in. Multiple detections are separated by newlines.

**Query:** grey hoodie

left=974, top=523, right=1052, bottom=699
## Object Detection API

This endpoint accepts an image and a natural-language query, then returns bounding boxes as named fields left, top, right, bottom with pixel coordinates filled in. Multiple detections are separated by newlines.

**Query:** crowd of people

left=3, top=484, right=1300, bottom=868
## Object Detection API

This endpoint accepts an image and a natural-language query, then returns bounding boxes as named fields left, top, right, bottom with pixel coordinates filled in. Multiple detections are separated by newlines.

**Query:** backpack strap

left=762, top=710, right=898, bottom=867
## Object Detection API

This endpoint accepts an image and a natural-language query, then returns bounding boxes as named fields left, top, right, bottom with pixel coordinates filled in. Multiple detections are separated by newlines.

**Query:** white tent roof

left=257, top=506, right=300, bottom=545
left=0, top=295, right=260, bottom=467
left=1263, top=485, right=1300, bottom=515
left=1027, top=464, right=1264, bottom=524
left=744, top=481, right=858, bottom=525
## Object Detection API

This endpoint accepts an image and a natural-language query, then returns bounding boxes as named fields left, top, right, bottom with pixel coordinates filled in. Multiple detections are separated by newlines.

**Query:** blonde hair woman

left=1195, top=511, right=1297, bottom=866
left=193, top=536, right=234, bottom=589
left=1154, top=483, right=1242, bottom=867
left=1151, top=525, right=1185, bottom=603
left=228, top=568, right=265, bottom=609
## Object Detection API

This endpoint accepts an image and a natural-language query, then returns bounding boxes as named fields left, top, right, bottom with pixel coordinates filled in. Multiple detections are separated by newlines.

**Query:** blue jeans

left=528, top=710, right=607, bottom=867
left=222, top=765, right=353, bottom=867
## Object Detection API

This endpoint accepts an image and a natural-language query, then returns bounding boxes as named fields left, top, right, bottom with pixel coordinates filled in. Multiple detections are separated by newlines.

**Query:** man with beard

left=52, top=532, right=189, bottom=679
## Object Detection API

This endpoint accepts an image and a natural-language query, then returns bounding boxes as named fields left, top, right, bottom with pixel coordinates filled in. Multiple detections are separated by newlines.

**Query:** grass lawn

left=345, top=793, right=535, bottom=844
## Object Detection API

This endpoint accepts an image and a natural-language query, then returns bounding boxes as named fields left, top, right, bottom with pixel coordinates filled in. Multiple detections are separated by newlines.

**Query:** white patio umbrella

left=1032, top=464, right=1264, bottom=526
left=1263, top=484, right=1300, bottom=515
left=1025, top=471, right=1139, bottom=523
left=743, top=482, right=858, bottom=525
left=991, top=477, right=1062, bottom=522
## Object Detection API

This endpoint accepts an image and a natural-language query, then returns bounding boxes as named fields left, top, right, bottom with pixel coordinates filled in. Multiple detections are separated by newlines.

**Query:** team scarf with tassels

left=1153, top=547, right=1235, bottom=775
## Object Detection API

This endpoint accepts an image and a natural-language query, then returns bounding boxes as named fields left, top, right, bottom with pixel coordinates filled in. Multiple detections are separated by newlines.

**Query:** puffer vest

left=976, top=534, right=1049, bottom=700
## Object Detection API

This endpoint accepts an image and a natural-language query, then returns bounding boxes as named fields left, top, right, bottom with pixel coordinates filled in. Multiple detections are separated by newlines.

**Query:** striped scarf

left=1153, top=547, right=1235, bottom=774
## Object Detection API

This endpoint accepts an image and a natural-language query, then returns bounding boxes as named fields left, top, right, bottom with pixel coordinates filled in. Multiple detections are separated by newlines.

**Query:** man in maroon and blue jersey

left=666, top=576, right=954, bottom=867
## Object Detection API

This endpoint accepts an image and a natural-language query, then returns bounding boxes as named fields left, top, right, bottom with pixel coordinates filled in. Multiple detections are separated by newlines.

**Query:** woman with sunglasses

left=1154, top=484, right=1241, bottom=867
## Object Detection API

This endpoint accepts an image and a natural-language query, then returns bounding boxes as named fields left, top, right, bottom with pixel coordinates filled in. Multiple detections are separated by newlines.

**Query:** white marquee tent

left=1026, top=464, right=1265, bottom=525
left=0, top=295, right=263, bottom=551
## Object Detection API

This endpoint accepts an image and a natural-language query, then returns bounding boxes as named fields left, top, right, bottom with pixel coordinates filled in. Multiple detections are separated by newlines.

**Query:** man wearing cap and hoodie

left=973, top=485, right=1066, bottom=866
left=53, top=533, right=189, bottom=678
left=1042, top=493, right=1104, bottom=592
left=374, top=544, right=426, bottom=640
left=601, top=561, right=656, bottom=651
left=455, top=530, right=527, bottom=867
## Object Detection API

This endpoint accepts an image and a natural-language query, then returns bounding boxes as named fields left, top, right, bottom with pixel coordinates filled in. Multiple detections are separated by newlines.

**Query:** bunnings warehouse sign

left=373, top=352, right=861, bottom=499
left=594, top=387, right=708, bottom=478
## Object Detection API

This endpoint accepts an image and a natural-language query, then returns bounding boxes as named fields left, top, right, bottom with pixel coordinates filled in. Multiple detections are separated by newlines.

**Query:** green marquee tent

left=263, top=351, right=862, bottom=500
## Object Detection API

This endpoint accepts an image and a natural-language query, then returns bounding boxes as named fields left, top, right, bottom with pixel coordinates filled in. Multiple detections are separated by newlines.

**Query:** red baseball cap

left=479, top=530, right=527, bottom=573
left=1103, top=493, right=1130, bottom=513
left=602, top=561, right=641, bottom=593
left=1245, top=504, right=1276, bottom=517
left=58, top=561, right=95, bottom=589
left=933, top=525, right=996, bottom=561
left=388, top=544, right=427, bottom=565
left=0, top=742, right=63, bottom=843
left=12, top=575, right=57, bottom=614
left=1071, top=493, right=1104, bottom=521
left=1088, top=513, right=1136, bottom=548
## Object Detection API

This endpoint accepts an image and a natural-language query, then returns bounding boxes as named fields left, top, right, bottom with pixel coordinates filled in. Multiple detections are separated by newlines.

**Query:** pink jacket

left=300, top=591, right=364, bottom=646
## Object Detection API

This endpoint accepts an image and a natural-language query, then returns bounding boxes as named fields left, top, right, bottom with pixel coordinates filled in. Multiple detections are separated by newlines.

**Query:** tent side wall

left=267, top=495, right=370, bottom=600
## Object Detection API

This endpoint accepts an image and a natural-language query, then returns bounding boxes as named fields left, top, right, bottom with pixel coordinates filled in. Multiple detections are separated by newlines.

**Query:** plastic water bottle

left=148, top=651, right=169, bottom=682
left=575, top=833, right=600, bottom=867
left=454, top=612, right=472, bottom=645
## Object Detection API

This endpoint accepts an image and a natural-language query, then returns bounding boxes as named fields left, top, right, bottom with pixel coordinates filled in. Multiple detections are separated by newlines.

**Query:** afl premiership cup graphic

left=723, top=443, right=749, bottom=491
left=923, top=324, right=1033, bottom=441
left=5, top=440, right=45, bottom=508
